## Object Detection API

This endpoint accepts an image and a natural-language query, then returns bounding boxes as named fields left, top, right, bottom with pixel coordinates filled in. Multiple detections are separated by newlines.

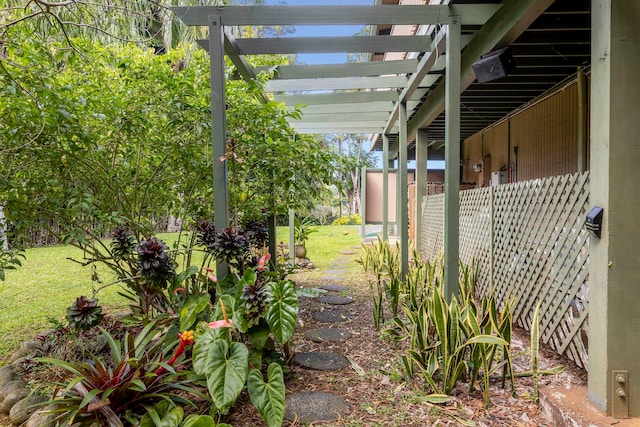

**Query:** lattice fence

left=420, top=172, right=590, bottom=369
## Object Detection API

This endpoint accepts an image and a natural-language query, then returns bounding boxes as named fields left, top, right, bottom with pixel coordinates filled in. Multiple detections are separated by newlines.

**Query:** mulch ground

left=224, top=266, right=586, bottom=427
left=1, top=261, right=587, bottom=427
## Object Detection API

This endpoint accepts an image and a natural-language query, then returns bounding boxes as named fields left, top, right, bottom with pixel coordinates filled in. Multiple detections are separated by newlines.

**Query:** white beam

left=173, top=5, right=501, bottom=27
left=258, top=59, right=419, bottom=79
left=295, top=112, right=392, bottom=122
left=233, top=35, right=432, bottom=55
left=265, top=76, right=408, bottom=92
left=296, top=101, right=394, bottom=114
left=274, top=91, right=398, bottom=105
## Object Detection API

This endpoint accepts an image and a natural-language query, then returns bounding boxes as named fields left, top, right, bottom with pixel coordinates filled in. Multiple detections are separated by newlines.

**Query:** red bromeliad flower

left=155, top=330, right=195, bottom=376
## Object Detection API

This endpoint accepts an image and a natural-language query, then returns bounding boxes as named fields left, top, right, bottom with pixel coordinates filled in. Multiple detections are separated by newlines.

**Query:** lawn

left=0, top=225, right=364, bottom=364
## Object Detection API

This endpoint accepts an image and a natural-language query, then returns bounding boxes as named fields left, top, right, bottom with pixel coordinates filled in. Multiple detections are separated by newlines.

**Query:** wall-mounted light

left=585, top=206, right=604, bottom=238
left=471, top=162, right=483, bottom=172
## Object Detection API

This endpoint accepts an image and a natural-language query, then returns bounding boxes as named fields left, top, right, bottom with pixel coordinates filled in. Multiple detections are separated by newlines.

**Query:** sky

left=264, top=0, right=374, bottom=65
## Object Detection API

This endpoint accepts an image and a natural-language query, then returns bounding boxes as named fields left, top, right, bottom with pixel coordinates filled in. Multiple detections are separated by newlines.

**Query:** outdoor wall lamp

left=585, top=206, right=604, bottom=238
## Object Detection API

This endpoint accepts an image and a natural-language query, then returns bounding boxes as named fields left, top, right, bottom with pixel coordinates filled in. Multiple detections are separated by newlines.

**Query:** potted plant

left=294, top=216, right=318, bottom=258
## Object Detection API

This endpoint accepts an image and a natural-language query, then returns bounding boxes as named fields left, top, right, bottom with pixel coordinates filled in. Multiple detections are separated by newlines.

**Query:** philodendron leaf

left=182, top=414, right=216, bottom=427
left=192, top=328, right=230, bottom=376
left=296, top=287, right=327, bottom=298
left=266, top=279, right=298, bottom=344
left=248, top=363, right=286, bottom=427
left=140, top=401, right=184, bottom=427
left=202, top=340, right=249, bottom=409
left=180, top=293, right=211, bottom=332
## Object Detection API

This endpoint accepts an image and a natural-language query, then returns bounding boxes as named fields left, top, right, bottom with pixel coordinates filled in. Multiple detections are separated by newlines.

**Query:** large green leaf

left=180, top=293, right=211, bottom=332
left=200, top=340, right=249, bottom=409
left=465, top=335, right=509, bottom=346
left=266, top=279, right=298, bottom=344
left=140, top=401, right=184, bottom=427
left=192, top=328, right=230, bottom=375
left=182, top=414, right=216, bottom=427
left=247, top=363, right=286, bottom=427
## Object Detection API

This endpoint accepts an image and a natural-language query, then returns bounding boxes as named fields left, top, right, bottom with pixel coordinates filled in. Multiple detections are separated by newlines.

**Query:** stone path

left=285, top=248, right=361, bottom=424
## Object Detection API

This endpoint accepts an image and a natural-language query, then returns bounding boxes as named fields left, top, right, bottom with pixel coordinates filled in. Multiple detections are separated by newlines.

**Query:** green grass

left=0, top=225, right=367, bottom=364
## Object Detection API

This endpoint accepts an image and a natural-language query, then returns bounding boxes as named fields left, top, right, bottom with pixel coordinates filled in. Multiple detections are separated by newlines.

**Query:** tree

left=325, top=134, right=376, bottom=216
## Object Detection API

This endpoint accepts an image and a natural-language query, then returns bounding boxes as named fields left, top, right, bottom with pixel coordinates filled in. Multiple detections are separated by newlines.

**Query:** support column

left=444, top=15, right=461, bottom=301
left=289, top=209, right=295, bottom=268
left=382, top=135, right=390, bottom=241
left=360, top=167, right=367, bottom=239
left=416, top=129, right=429, bottom=254
left=209, top=15, right=229, bottom=278
left=399, top=102, right=409, bottom=280
left=589, top=1, right=640, bottom=418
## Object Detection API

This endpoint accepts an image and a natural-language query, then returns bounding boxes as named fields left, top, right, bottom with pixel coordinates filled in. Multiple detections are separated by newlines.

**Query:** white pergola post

left=444, top=15, right=461, bottom=301
left=398, top=102, right=409, bottom=280
left=209, top=15, right=229, bottom=278
left=382, top=134, right=390, bottom=241
left=415, top=129, right=429, bottom=254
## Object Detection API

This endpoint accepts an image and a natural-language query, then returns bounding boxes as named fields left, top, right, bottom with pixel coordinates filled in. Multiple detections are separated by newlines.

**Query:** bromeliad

left=155, top=330, right=195, bottom=376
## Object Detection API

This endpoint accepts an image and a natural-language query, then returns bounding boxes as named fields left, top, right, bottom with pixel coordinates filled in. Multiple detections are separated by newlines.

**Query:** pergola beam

left=257, top=59, right=419, bottom=79
left=291, top=112, right=391, bottom=122
left=274, top=91, right=398, bottom=105
left=265, top=76, right=408, bottom=92
left=172, top=5, right=501, bottom=27
left=296, top=101, right=394, bottom=114
left=384, top=27, right=448, bottom=135
left=199, top=35, right=433, bottom=55
left=288, top=126, right=388, bottom=134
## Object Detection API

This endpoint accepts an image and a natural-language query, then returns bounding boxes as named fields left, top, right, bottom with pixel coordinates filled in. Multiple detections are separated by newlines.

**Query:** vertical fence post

left=361, top=167, right=367, bottom=239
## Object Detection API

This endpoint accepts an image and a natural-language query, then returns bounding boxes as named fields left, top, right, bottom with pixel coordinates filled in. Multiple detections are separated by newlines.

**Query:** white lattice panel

left=420, top=172, right=590, bottom=369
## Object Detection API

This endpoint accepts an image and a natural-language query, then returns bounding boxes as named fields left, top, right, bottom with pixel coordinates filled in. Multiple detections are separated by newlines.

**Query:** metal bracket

left=611, top=370, right=629, bottom=418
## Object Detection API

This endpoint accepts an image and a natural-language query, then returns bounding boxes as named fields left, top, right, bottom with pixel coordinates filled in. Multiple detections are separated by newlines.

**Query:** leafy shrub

left=331, top=214, right=361, bottom=225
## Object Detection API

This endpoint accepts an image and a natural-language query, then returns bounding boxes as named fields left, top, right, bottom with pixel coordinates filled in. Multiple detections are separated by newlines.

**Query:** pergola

left=172, top=1, right=640, bottom=418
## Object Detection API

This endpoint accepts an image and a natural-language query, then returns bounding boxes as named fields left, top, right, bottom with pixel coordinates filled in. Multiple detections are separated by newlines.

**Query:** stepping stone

left=318, top=295, right=353, bottom=305
left=304, top=328, right=352, bottom=343
left=351, top=245, right=363, bottom=249
left=312, top=309, right=352, bottom=323
left=294, top=351, right=350, bottom=370
left=319, top=283, right=349, bottom=292
left=285, top=391, right=350, bottom=423
left=321, top=276, right=343, bottom=282
left=339, top=250, right=357, bottom=255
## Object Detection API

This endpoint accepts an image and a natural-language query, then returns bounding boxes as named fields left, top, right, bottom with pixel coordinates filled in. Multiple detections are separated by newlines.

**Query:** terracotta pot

left=294, top=244, right=307, bottom=258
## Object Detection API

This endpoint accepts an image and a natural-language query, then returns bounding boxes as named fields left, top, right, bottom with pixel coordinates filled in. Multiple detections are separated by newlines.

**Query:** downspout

left=577, top=66, right=587, bottom=173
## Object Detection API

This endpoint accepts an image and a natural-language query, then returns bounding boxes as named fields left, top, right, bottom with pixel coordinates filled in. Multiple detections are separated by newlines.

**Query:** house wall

left=463, top=76, right=591, bottom=185
left=365, top=170, right=415, bottom=223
